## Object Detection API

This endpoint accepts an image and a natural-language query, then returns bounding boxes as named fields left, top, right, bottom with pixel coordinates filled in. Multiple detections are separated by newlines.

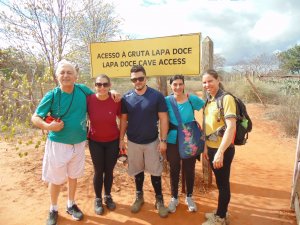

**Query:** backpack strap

left=205, top=91, right=228, bottom=140
left=215, top=91, right=233, bottom=123
left=216, top=94, right=224, bottom=122
left=217, top=92, right=241, bottom=122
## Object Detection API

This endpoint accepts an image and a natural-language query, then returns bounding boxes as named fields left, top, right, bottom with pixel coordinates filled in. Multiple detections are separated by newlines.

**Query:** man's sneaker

left=202, top=215, right=226, bottom=225
left=168, top=197, right=179, bottom=213
left=155, top=195, right=168, bottom=218
left=66, top=204, right=84, bottom=221
left=46, top=210, right=58, bottom=225
left=205, top=210, right=230, bottom=224
left=104, top=195, right=116, bottom=210
left=185, top=196, right=197, bottom=212
left=131, top=192, right=144, bottom=213
left=94, top=198, right=104, bottom=215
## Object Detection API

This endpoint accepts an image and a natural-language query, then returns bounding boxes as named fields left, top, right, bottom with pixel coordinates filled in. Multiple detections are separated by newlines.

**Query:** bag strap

left=49, top=90, right=55, bottom=113
left=47, top=88, right=58, bottom=117
left=169, top=94, right=197, bottom=128
left=58, top=87, right=75, bottom=119
left=77, top=85, right=88, bottom=96
left=169, top=95, right=183, bottom=128
left=187, top=94, right=193, bottom=110
left=187, top=96, right=199, bottom=123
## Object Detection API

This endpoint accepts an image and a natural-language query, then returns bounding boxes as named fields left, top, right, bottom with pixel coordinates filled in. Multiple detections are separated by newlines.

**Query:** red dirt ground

left=0, top=103, right=297, bottom=225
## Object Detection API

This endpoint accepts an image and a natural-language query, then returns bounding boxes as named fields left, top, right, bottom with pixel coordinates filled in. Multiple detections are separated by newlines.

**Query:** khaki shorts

left=42, top=139, right=86, bottom=185
left=127, top=139, right=163, bottom=176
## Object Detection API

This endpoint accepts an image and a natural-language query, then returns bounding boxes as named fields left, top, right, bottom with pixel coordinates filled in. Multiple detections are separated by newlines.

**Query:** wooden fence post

left=245, top=72, right=267, bottom=108
left=156, top=76, right=171, bottom=179
left=291, top=119, right=300, bottom=208
left=201, top=36, right=214, bottom=73
left=290, top=120, right=300, bottom=224
left=201, top=36, right=213, bottom=187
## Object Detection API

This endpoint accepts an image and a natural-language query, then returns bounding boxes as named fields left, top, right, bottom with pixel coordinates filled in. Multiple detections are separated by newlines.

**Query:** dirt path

left=0, top=103, right=297, bottom=225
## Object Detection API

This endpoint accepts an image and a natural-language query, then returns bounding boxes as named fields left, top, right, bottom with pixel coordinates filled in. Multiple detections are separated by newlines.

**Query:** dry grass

left=222, top=78, right=300, bottom=137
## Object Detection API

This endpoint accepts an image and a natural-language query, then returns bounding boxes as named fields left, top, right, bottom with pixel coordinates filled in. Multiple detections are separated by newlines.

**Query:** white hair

left=55, top=59, right=78, bottom=76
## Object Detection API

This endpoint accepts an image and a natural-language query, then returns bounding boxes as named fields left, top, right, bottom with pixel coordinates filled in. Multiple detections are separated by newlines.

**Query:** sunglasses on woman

left=95, top=82, right=110, bottom=88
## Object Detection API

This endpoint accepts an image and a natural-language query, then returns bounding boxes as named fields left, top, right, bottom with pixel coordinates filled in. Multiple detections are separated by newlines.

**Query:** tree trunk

left=156, top=76, right=168, bottom=96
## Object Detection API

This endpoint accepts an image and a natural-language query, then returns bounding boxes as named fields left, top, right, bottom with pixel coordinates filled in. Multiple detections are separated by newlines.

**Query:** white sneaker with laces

left=167, top=197, right=179, bottom=213
left=202, top=215, right=226, bottom=225
left=185, top=196, right=197, bottom=212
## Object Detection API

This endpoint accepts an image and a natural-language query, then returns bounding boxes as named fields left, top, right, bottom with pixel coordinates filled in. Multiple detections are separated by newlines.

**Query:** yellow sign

left=90, top=33, right=201, bottom=78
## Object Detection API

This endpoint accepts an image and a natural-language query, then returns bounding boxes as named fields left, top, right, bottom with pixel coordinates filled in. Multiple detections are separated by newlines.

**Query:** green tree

left=278, top=45, right=300, bottom=74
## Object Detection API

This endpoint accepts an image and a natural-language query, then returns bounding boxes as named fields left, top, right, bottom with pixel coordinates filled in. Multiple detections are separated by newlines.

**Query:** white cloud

left=110, top=0, right=300, bottom=65
left=249, top=11, right=291, bottom=42
left=2, top=0, right=298, bottom=66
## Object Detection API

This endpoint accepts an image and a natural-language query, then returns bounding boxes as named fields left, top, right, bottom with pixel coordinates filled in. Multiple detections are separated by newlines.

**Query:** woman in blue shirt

left=165, top=75, right=205, bottom=213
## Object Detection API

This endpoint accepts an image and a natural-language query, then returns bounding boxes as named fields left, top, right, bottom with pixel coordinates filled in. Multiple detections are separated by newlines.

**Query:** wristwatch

left=160, top=139, right=167, bottom=143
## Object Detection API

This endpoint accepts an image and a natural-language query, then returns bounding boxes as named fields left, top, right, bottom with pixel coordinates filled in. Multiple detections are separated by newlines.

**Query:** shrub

left=221, top=76, right=299, bottom=137
left=272, top=95, right=300, bottom=137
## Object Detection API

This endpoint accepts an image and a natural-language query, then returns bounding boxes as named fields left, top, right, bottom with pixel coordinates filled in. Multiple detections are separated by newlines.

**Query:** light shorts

left=127, top=138, right=163, bottom=176
left=42, top=139, right=86, bottom=185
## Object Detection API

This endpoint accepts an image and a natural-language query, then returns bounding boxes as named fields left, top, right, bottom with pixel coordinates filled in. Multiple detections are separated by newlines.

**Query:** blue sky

left=112, top=0, right=300, bottom=65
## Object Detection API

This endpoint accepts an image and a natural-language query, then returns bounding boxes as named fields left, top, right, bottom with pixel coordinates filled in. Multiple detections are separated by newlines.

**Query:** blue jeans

left=208, top=145, right=235, bottom=218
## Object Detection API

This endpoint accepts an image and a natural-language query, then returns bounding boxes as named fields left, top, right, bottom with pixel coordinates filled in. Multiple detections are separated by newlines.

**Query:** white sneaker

left=185, top=196, right=197, bottom=212
left=205, top=210, right=230, bottom=224
left=167, top=197, right=179, bottom=213
left=202, top=215, right=226, bottom=225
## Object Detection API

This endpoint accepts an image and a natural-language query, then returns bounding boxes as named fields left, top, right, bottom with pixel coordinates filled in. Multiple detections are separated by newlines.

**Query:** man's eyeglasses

left=130, top=77, right=145, bottom=83
left=95, top=82, right=109, bottom=88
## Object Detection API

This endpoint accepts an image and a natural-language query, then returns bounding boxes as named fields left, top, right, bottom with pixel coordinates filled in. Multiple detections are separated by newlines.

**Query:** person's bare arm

left=110, top=90, right=121, bottom=102
left=158, top=112, right=169, bottom=158
left=213, top=117, right=236, bottom=169
left=119, top=113, right=128, bottom=149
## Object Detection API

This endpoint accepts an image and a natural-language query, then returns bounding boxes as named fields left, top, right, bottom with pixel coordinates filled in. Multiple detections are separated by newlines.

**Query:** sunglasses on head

left=130, top=76, right=145, bottom=83
left=95, top=82, right=109, bottom=88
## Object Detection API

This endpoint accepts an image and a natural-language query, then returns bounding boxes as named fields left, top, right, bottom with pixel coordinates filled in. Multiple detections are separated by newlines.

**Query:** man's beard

left=135, top=84, right=146, bottom=91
